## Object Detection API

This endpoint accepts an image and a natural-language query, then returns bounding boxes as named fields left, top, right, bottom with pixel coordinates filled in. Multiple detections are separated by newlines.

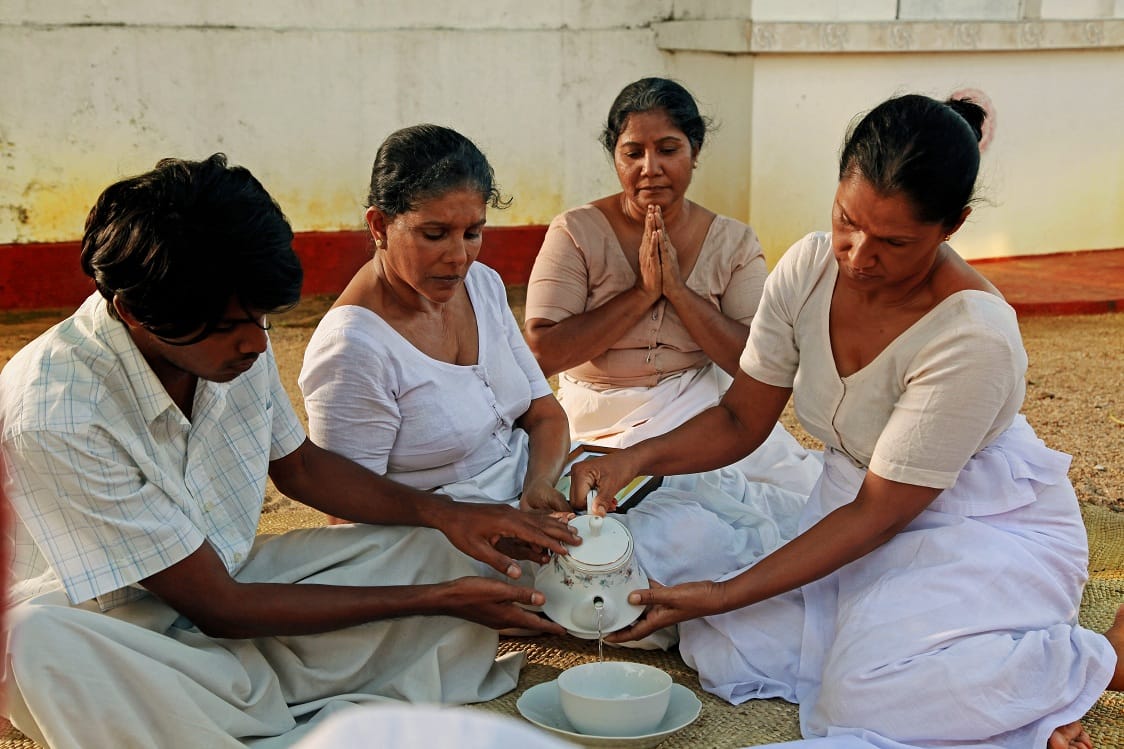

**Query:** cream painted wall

left=662, top=53, right=757, bottom=224
left=2, top=1, right=1122, bottom=263
left=748, top=50, right=1124, bottom=263
left=0, top=21, right=663, bottom=241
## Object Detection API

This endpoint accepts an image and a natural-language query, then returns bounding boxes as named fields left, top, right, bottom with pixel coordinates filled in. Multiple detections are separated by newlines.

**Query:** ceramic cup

left=556, top=661, right=673, bottom=737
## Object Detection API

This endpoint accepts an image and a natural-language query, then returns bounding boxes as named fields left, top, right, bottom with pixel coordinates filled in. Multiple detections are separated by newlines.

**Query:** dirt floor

left=2, top=291, right=1121, bottom=514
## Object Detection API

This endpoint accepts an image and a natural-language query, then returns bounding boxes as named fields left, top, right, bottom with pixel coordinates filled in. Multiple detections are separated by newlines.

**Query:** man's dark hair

left=80, top=153, right=303, bottom=342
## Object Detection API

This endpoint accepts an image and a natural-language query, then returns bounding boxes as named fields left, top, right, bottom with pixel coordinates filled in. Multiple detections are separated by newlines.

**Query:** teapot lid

left=566, top=514, right=632, bottom=567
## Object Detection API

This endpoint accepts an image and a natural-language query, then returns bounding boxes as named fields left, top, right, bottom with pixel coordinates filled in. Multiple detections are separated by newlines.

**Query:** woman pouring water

left=568, top=92, right=1123, bottom=749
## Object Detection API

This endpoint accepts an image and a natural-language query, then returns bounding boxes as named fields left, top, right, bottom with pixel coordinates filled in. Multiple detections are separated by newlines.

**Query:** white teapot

left=535, top=513, right=648, bottom=639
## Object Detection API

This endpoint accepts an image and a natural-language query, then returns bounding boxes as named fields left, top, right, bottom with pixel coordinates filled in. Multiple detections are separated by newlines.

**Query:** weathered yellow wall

left=2, top=2, right=1122, bottom=265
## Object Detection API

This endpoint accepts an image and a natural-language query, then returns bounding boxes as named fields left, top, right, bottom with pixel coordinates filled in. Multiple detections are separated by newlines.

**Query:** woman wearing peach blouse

left=524, top=77, right=820, bottom=495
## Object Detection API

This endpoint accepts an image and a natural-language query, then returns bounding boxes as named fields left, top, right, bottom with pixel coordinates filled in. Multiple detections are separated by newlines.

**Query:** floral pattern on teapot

left=552, top=554, right=638, bottom=590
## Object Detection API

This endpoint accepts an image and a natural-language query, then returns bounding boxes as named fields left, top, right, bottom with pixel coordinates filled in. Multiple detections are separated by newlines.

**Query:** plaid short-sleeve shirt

left=0, top=294, right=306, bottom=609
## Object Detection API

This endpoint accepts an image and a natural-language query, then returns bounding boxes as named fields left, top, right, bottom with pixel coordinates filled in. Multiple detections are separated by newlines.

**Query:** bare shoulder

left=334, top=259, right=379, bottom=311
left=935, top=246, right=1003, bottom=300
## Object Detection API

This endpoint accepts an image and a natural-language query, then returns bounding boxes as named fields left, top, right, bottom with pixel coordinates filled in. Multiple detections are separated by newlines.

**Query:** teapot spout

left=571, top=594, right=614, bottom=633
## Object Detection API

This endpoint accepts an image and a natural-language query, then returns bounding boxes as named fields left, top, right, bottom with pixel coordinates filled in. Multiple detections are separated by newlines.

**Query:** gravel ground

left=2, top=295, right=1120, bottom=512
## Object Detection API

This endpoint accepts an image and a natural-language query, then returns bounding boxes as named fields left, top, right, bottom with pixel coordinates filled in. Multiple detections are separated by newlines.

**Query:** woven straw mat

left=4, top=504, right=1121, bottom=748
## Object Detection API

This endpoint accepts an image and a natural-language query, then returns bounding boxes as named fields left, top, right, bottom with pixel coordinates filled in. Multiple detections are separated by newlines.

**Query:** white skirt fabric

left=558, top=365, right=823, bottom=496
left=3, top=525, right=523, bottom=749
left=670, top=415, right=1116, bottom=748
left=291, top=703, right=573, bottom=749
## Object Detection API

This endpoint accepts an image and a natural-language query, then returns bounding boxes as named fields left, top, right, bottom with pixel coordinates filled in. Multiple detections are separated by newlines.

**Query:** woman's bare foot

left=1107, top=603, right=1124, bottom=691
left=1044, top=607, right=1124, bottom=749
left=1048, top=721, right=1092, bottom=749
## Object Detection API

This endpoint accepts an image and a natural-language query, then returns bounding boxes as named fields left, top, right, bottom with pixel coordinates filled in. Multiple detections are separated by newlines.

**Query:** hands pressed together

left=635, top=204, right=687, bottom=304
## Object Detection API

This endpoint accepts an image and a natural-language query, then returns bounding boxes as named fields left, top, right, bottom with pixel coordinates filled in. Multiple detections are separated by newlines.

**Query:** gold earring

left=375, top=239, right=384, bottom=249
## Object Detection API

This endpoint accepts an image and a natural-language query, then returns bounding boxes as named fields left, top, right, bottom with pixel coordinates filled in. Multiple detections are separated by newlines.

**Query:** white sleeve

left=299, top=325, right=400, bottom=476
left=485, top=265, right=553, bottom=400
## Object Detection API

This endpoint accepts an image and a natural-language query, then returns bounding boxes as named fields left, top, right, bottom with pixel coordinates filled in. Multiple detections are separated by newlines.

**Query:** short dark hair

left=839, top=93, right=987, bottom=228
left=366, top=124, right=508, bottom=218
left=600, top=77, right=711, bottom=154
left=81, top=153, right=302, bottom=342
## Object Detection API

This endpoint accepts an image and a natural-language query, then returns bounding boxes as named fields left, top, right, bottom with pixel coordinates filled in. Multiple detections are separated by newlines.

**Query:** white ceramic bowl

left=556, top=661, right=673, bottom=737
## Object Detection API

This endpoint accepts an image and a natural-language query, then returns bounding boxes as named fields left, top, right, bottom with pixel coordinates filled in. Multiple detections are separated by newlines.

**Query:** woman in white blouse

left=300, top=125, right=572, bottom=519
left=568, top=94, right=1123, bottom=749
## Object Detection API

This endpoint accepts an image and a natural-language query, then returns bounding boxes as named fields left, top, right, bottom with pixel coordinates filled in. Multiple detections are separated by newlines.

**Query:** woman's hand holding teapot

left=603, top=579, right=728, bottom=643
left=568, top=450, right=644, bottom=516
left=519, top=476, right=573, bottom=514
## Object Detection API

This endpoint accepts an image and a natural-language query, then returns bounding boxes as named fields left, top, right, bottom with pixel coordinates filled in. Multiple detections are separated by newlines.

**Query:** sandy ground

left=1, top=292, right=1121, bottom=514
left=1, top=294, right=1121, bottom=746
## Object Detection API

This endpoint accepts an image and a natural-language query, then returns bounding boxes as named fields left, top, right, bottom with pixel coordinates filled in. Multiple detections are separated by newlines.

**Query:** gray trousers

left=3, top=524, right=522, bottom=748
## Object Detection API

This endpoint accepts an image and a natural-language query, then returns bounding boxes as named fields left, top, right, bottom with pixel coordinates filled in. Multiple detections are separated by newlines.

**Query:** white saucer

left=516, top=679, right=701, bottom=748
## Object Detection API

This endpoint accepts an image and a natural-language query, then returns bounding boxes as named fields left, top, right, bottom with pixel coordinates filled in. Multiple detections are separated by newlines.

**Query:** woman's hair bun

left=945, top=97, right=987, bottom=143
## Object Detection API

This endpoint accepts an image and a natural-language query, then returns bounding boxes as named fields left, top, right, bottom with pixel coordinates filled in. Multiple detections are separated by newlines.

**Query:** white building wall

left=2, top=1, right=1122, bottom=262
left=745, top=49, right=1124, bottom=261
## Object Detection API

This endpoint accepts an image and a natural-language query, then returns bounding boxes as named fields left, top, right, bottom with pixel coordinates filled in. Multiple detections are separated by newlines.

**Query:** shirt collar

left=85, top=294, right=193, bottom=427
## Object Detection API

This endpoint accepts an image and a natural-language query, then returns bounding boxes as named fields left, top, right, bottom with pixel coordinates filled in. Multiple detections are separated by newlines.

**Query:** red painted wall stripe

left=0, top=225, right=549, bottom=311
left=2, top=230, right=1119, bottom=315
left=0, top=241, right=92, bottom=311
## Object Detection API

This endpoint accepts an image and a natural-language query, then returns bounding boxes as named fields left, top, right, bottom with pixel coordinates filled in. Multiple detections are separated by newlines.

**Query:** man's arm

left=140, top=539, right=567, bottom=638
left=269, top=439, right=580, bottom=577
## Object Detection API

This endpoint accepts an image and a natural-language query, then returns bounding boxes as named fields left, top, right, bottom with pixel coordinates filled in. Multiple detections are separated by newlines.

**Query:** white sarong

left=669, top=416, right=1115, bottom=748
left=4, top=525, right=523, bottom=749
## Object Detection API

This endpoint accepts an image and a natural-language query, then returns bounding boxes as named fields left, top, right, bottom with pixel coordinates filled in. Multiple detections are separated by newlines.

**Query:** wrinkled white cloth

left=4, top=525, right=524, bottom=749
left=292, top=703, right=573, bottom=749
left=615, top=462, right=811, bottom=652
left=677, top=420, right=1115, bottom=749
left=626, top=468, right=810, bottom=588
left=559, top=364, right=822, bottom=496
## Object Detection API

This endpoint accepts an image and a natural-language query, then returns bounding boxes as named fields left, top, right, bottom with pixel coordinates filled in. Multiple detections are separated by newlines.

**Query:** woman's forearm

left=525, top=286, right=658, bottom=377
left=718, top=477, right=941, bottom=612
left=520, top=412, right=570, bottom=491
left=663, top=283, right=750, bottom=376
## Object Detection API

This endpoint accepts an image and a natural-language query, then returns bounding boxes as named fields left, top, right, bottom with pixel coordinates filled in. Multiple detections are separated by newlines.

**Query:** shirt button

left=233, top=552, right=244, bottom=563
left=204, top=502, right=215, bottom=512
